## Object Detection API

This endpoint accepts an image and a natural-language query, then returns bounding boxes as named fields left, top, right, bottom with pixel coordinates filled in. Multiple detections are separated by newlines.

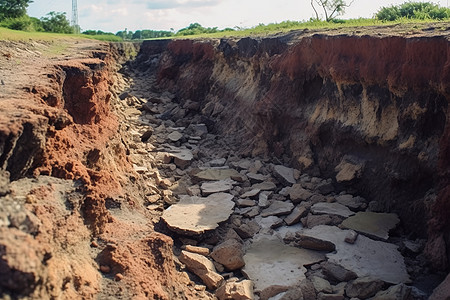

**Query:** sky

left=27, top=0, right=450, bottom=33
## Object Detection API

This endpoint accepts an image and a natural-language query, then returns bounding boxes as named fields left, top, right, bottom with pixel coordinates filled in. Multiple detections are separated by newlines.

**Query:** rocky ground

left=113, top=55, right=447, bottom=299
left=0, top=25, right=450, bottom=299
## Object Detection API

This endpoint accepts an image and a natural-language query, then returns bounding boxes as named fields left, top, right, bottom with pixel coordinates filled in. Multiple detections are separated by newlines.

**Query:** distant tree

left=0, top=0, right=33, bottom=20
left=176, top=23, right=220, bottom=36
left=310, top=0, right=353, bottom=22
left=41, top=11, right=73, bottom=34
left=115, top=30, right=133, bottom=40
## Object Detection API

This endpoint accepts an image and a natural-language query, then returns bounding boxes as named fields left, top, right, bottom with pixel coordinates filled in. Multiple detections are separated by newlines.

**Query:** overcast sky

left=27, top=0, right=450, bottom=33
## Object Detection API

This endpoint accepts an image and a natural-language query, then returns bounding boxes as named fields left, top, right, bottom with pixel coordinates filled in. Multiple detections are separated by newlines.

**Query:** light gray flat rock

left=162, top=193, right=235, bottom=235
left=247, top=172, right=267, bottom=183
left=273, top=165, right=296, bottom=185
left=335, top=194, right=366, bottom=210
left=311, top=202, right=355, bottom=218
left=341, top=212, right=400, bottom=240
left=300, top=225, right=410, bottom=284
left=168, top=131, right=183, bottom=142
left=261, top=201, right=294, bottom=217
left=167, top=148, right=193, bottom=169
left=241, top=188, right=261, bottom=198
left=201, top=180, right=236, bottom=196
left=252, top=181, right=277, bottom=191
left=209, top=158, right=226, bottom=167
left=243, top=238, right=325, bottom=293
left=255, top=216, right=284, bottom=229
left=193, top=168, right=242, bottom=182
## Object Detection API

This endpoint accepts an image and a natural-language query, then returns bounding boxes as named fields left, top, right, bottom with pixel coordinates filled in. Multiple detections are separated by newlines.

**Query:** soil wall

left=136, top=31, right=450, bottom=270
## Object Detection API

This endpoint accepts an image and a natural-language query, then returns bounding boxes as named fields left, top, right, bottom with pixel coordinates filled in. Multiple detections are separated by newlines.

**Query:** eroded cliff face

left=0, top=41, right=205, bottom=299
left=136, top=30, right=450, bottom=270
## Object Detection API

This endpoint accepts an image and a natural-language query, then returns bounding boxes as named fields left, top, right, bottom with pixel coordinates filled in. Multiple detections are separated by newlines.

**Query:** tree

left=40, top=11, right=73, bottom=34
left=0, top=0, right=33, bottom=20
left=310, top=0, right=353, bottom=22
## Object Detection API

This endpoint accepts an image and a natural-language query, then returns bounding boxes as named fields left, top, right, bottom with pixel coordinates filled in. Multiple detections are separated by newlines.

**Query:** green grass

left=162, top=18, right=450, bottom=39
left=0, top=27, right=123, bottom=42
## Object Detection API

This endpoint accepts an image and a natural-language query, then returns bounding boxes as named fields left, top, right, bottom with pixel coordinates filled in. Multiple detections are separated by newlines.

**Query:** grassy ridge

left=1, top=18, right=450, bottom=42
left=0, top=27, right=122, bottom=42
left=172, top=18, right=450, bottom=39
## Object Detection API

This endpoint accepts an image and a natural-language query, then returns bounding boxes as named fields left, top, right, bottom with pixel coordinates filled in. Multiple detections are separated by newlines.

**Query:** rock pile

left=115, top=67, right=430, bottom=300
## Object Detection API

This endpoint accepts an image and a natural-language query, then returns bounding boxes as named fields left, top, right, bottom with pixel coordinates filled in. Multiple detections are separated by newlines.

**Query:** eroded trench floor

left=109, top=58, right=447, bottom=300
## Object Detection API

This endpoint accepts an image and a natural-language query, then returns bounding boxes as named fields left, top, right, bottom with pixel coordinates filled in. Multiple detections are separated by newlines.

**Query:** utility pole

left=71, top=0, right=80, bottom=34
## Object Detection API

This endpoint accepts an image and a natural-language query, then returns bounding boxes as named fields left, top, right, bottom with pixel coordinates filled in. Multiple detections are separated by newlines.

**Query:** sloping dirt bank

left=0, top=40, right=209, bottom=299
left=135, top=25, right=450, bottom=272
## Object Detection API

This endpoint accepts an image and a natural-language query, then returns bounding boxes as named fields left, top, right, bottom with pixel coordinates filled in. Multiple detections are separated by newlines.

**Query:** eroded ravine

left=0, top=24, right=449, bottom=300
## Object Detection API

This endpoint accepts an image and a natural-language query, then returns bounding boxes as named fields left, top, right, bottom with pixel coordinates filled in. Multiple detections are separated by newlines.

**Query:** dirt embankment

left=135, top=27, right=450, bottom=271
left=0, top=40, right=206, bottom=299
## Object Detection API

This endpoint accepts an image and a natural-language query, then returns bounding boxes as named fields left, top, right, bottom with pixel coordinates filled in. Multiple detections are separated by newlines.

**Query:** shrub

left=376, top=1, right=450, bottom=21
left=0, top=15, right=42, bottom=31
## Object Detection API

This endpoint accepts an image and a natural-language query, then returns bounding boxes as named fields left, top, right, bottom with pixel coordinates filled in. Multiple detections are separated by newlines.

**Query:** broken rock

left=243, top=238, right=325, bottom=293
left=241, top=188, right=261, bottom=198
left=216, top=279, right=254, bottom=300
left=295, top=234, right=336, bottom=252
left=179, top=250, right=224, bottom=290
left=300, top=225, right=410, bottom=284
left=370, top=284, right=412, bottom=300
left=345, top=276, right=384, bottom=299
left=341, top=212, right=400, bottom=241
left=168, top=131, right=183, bottom=142
left=168, top=148, right=193, bottom=169
left=210, top=239, right=245, bottom=271
left=311, top=202, right=355, bottom=218
left=311, top=276, right=333, bottom=294
left=261, top=201, right=294, bottom=217
left=284, top=206, right=308, bottom=226
left=193, top=168, right=241, bottom=182
left=273, top=165, right=296, bottom=185
left=289, top=184, right=313, bottom=203
left=201, top=180, right=235, bottom=196
left=321, top=262, right=357, bottom=283
left=162, top=193, right=235, bottom=235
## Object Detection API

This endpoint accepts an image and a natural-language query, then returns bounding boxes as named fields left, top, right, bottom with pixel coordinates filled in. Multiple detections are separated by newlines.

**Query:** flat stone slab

left=261, top=201, right=294, bottom=217
left=247, top=173, right=266, bottom=183
left=255, top=216, right=284, bottom=229
left=241, top=188, right=261, bottom=198
left=289, top=184, right=313, bottom=203
left=167, top=148, right=193, bottom=169
left=168, top=131, right=183, bottom=142
left=273, top=165, right=296, bottom=185
left=201, top=180, right=236, bottom=196
left=311, top=202, right=355, bottom=218
left=242, top=238, right=325, bottom=293
left=335, top=194, right=366, bottom=210
left=252, top=181, right=277, bottom=191
left=341, top=212, right=400, bottom=240
left=300, top=225, right=410, bottom=284
left=193, top=168, right=241, bottom=182
left=162, top=193, right=235, bottom=235
left=208, top=158, right=226, bottom=167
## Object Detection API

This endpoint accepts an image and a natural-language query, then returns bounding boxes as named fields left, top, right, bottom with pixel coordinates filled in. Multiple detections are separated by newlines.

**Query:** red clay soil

left=0, top=39, right=206, bottom=299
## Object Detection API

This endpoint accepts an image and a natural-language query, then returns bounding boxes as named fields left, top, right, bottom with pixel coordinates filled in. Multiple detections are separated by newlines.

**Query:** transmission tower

left=71, top=0, right=80, bottom=34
